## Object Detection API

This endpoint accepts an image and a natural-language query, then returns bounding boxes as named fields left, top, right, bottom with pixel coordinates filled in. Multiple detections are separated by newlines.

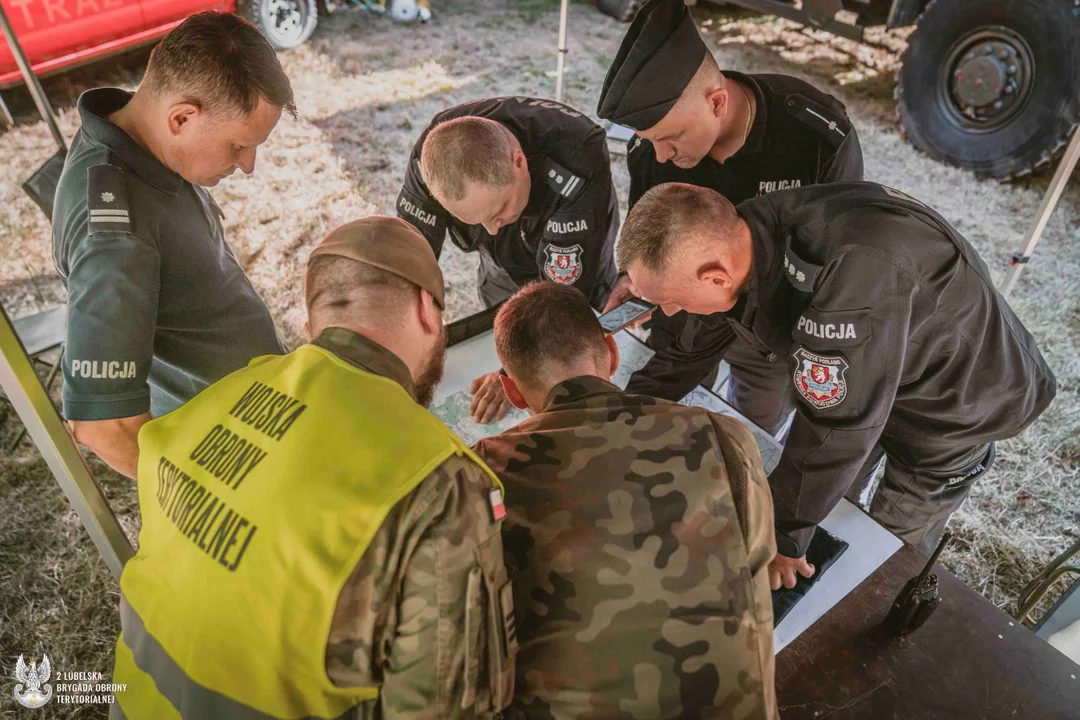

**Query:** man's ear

left=698, top=260, right=734, bottom=289
left=706, top=85, right=729, bottom=120
left=511, top=148, right=528, bottom=172
left=418, top=289, right=442, bottom=336
left=603, top=334, right=620, bottom=380
left=500, top=374, right=530, bottom=410
left=166, top=102, right=201, bottom=137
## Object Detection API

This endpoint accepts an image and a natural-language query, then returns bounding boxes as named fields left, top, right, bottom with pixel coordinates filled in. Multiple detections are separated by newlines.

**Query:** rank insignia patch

left=543, top=244, right=583, bottom=285
left=793, top=348, right=848, bottom=409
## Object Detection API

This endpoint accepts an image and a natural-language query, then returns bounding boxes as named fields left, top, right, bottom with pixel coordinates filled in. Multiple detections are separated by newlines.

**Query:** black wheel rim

left=261, top=0, right=307, bottom=45
left=938, top=26, right=1035, bottom=133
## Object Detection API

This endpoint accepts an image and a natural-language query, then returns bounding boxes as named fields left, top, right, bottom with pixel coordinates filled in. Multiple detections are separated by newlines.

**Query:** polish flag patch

left=489, top=487, right=506, bottom=521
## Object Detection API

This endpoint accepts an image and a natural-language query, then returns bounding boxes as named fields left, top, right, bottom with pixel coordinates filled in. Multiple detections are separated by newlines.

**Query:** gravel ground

left=0, top=1, right=1077, bottom=713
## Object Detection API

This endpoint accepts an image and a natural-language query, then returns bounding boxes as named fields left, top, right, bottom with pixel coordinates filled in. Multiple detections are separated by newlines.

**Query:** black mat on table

left=772, top=527, right=849, bottom=625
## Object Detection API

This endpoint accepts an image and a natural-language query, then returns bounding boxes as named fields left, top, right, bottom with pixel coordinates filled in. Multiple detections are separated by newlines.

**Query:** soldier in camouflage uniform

left=472, top=282, right=777, bottom=720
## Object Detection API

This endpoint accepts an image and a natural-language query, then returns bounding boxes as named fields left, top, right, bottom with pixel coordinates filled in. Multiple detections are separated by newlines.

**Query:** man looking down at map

left=110, top=217, right=515, bottom=719
left=472, top=281, right=777, bottom=720
left=397, top=97, right=621, bottom=426
left=614, top=181, right=1056, bottom=593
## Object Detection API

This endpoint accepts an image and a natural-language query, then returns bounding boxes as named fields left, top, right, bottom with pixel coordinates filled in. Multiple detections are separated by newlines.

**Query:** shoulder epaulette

left=784, top=93, right=851, bottom=148
left=542, top=158, right=586, bottom=203
left=783, top=234, right=824, bottom=293
left=87, top=164, right=131, bottom=233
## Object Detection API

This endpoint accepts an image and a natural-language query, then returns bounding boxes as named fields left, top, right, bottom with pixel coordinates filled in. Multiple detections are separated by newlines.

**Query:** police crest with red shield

left=543, top=244, right=583, bottom=285
left=793, top=348, right=849, bottom=409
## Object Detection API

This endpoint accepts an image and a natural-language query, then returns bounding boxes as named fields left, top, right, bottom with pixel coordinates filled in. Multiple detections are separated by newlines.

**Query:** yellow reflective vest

left=111, top=344, right=501, bottom=719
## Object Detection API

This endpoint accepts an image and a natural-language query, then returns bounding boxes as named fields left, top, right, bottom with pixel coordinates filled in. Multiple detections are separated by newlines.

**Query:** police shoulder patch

left=87, top=164, right=131, bottom=233
left=784, top=93, right=850, bottom=148
left=544, top=211, right=591, bottom=239
left=793, top=308, right=871, bottom=349
left=792, top=347, right=849, bottom=410
left=397, top=186, right=447, bottom=238
left=542, top=159, right=586, bottom=203
left=543, top=243, right=584, bottom=285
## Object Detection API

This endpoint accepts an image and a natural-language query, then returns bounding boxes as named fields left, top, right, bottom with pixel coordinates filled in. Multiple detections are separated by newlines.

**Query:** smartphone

left=598, top=298, right=655, bottom=335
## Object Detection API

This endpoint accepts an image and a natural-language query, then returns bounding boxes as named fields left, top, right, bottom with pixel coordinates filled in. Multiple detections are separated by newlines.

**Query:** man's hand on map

left=602, top=274, right=652, bottom=328
left=769, top=554, right=816, bottom=591
left=470, top=371, right=512, bottom=424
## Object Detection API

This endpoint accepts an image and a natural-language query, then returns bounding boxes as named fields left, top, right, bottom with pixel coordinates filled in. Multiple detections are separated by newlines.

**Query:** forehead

left=209, top=98, right=282, bottom=145
left=444, top=180, right=512, bottom=214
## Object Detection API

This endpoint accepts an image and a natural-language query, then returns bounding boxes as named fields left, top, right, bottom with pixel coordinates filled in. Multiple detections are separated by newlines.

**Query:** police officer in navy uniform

left=617, top=180, right=1057, bottom=588
left=51, top=14, right=291, bottom=479
left=597, top=0, right=863, bottom=437
left=396, top=97, right=620, bottom=312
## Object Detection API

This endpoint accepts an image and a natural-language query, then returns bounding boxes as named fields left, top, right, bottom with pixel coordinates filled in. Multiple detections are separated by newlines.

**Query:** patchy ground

left=0, top=1, right=1077, bottom=714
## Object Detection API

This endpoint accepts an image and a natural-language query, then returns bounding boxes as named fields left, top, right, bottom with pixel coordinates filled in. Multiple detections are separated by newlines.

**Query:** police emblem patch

left=793, top=348, right=848, bottom=409
left=543, top=244, right=583, bottom=285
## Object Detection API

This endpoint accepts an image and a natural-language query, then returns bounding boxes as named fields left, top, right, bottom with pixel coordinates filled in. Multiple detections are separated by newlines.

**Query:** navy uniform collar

left=724, top=71, right=768, bottom=157
left=541, top=375, right=623, bottom=412
left=312, top=327, right=417, bottom=401
left=78, top=88, right=184, bottom=196
left=734, top=197, right=785, bottom=324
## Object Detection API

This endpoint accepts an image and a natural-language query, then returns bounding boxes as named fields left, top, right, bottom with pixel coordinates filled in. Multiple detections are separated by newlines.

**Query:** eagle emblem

left=13, top=654, right=53, bottom=708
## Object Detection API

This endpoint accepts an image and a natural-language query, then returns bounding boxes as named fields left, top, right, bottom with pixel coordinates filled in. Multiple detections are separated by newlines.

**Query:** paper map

left=432, top=327, right=784, bottom=473
left=428, top=391, right=528, bottom=445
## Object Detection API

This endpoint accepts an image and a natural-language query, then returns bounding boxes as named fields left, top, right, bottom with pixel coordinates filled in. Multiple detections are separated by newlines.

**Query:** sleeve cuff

left=62, top=392, right=150, bottom=422
left=775, top=527, right=811, bottom=559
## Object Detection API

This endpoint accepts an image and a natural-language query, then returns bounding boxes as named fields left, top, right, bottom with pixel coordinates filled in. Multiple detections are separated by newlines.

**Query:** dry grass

left=0, top=1, right=1077, bottom=714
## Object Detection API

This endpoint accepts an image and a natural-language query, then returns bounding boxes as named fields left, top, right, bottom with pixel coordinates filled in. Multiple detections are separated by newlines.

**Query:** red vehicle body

left=0, top=0, right=239, bottom=89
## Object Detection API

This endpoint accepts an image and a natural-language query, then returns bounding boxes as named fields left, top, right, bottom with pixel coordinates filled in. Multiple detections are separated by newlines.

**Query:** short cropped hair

left=617, top=183, right=740, bottom=274
left=306, top=255, right=418, bottom=328
left=420, top=116, right=516, bottom=202
left=495, top=282, right=607, bottom=389
left=143, top=11, right=296, bottom=119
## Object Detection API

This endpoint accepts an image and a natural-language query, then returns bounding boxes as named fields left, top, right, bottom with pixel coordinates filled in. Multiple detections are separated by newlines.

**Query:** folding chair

left=0, top=304, right=66, bottom=452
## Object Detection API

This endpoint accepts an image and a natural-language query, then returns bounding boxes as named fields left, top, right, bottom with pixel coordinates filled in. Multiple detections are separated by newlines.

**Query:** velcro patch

left=87, top=165, right=130, bottom=232
left=793, top=347, right=849, bottom=410
left=793, top=308, right=870, bottom=349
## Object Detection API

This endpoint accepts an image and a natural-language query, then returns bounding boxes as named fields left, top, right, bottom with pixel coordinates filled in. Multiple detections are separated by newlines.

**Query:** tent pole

left=554, top=0, right=569, bottom=102
left=1001, top=126, right=1080, bottom=298
left=0, top=307, right=132, bottom=580
left=0, top=3, right=66, bottom=151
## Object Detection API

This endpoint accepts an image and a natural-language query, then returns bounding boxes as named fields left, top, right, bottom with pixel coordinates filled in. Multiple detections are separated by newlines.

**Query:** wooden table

left=776, top=544, right=1080, bottom=719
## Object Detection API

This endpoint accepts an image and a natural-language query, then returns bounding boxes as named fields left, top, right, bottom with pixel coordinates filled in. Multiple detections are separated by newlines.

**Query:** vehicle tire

left=597, top=0, right=641, bottom=22
left=895, top=0, right=1080, bottom=179
left=246, top=0, right=318, bottom=50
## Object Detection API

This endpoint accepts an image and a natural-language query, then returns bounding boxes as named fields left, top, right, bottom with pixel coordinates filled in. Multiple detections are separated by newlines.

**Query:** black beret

left=596, top=0, right=709, bottom=131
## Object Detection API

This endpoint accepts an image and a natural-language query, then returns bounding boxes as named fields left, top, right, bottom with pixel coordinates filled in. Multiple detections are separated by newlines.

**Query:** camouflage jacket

left=315, top=328, right=515, bottom=719
left=473, top=375, right=777, bottom=720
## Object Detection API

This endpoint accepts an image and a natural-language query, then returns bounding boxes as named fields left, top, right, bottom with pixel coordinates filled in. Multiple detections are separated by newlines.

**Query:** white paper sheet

left=773, top=499, right=903, bottom=653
